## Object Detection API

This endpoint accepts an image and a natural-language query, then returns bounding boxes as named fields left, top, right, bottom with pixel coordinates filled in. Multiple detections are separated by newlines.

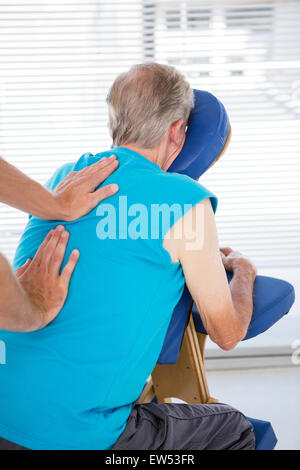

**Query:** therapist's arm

left=0, top=155, right=119, bottom=221
left=0, top=226, right=79, bottom=332
left=163, top=199, right=256, bottom=350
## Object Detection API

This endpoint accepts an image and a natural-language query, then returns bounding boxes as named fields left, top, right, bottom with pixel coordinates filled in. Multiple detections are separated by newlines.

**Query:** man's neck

left=121, top=143, right=165, bottom=169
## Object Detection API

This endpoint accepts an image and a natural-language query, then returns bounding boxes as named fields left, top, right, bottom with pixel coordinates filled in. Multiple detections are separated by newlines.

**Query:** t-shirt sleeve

left=44, top=152, right=96, bottom=191
left=45, top=162, right=76, bottom=191
left=159, top=173, right=218, bottom=239
left=183, top=178, right=218, bottom=214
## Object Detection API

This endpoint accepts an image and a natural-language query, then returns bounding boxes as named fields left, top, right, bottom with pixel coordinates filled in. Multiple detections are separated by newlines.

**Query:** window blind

left=0, top=0, right=299, bottom=268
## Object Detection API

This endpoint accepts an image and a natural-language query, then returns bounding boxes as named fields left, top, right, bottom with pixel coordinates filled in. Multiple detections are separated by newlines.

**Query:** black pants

left=0, top=438, right=27, bottom=450
left=112, top=402, right=255, bottom=450
left=0, top=402, right=255, bottom=450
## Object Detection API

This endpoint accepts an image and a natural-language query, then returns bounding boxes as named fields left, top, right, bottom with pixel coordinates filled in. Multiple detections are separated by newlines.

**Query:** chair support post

left=139, top=315, right=218, bottom=405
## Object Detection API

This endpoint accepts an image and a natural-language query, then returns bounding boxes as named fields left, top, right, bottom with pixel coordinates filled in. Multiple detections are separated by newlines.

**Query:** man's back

left=0, top=147, right=216, bottom=449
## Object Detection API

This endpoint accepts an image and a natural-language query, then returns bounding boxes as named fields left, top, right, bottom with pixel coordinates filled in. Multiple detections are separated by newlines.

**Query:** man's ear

left=169, top=119, right=185, bottom=146
left=161, top=119, right=186, bottom=171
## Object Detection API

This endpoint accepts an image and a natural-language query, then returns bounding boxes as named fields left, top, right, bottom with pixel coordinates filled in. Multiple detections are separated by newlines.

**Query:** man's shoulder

left=45, top=150, right=112, bottom=191
left=159, top=170, right=201, bottom=190
left=153, top=170, right=217, bottom=209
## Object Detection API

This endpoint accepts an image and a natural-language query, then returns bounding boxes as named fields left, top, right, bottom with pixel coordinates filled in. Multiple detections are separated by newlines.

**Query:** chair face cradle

left=139, top=89, right=295, bottom=450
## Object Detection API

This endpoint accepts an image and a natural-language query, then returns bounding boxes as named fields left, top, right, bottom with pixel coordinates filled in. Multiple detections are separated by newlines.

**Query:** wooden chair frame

left=139, top=314, right=218, bottom=405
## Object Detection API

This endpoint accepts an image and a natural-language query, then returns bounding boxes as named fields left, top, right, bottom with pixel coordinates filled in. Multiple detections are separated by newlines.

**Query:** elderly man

left=0, top=63, right=256, bottom=450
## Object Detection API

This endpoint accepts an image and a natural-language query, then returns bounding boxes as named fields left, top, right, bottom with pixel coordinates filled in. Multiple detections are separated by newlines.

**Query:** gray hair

left=106, top=63, right=194, bottom=148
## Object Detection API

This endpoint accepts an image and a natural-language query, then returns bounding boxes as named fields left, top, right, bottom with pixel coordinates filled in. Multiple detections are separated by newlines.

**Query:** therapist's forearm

left=0, top=157, right=62, bottom=220
left=0, top=254, right=43, bottom=332
left=0, top=155, right=119, bottom=221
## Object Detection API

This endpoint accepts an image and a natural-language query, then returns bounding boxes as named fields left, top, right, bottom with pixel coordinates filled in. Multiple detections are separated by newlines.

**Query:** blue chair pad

left=193, top=273, right=295, bottom=340
left=158, top=274, right=295, bottom=364
left=247, top=417, right=278, bottom=450
left=159, top=88, right=295, bottom=365
left=156, top=88, right=289, bottom=447
left=157, top=285, right=191, bottom=365
left=158, top=87, right=231, bottom=364
left=168, top=89, right=230, bottom=179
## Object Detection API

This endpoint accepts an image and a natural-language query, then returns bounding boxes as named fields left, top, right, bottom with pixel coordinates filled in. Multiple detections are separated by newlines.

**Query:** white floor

left=202, top=268, right=300, bottom=449
left=206, top=366, right=300, bottom=450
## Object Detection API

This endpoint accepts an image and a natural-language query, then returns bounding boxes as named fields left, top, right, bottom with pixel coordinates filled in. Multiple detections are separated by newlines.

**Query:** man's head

left=106, top=63, right=194, bottom=170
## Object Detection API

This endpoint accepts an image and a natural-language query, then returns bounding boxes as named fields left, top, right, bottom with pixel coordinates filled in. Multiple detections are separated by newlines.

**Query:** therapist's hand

left=16, top=225, right=79, bottom=329
left=53, top=155, right=119, bottom=221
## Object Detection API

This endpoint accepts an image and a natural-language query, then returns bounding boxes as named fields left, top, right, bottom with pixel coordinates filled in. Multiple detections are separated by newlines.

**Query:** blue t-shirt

left=0, top=147, right=217, bottom=449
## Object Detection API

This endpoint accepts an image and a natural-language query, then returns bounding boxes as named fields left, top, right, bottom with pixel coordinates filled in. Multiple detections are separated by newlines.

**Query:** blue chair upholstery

left=158, top=274, right=295, bottom=364
left=154, top=89, right=294, bottom=450
left=168, top=89, right=230, bottom=178
left=157, top=285, right=192, bottom=365
left=247, top=417, right=278, bottom=450
left=159, top=89, right=295, bottom=364
left=193, top=272, right=295, bottom=340
left=158, top=88, right=231, bottom=365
